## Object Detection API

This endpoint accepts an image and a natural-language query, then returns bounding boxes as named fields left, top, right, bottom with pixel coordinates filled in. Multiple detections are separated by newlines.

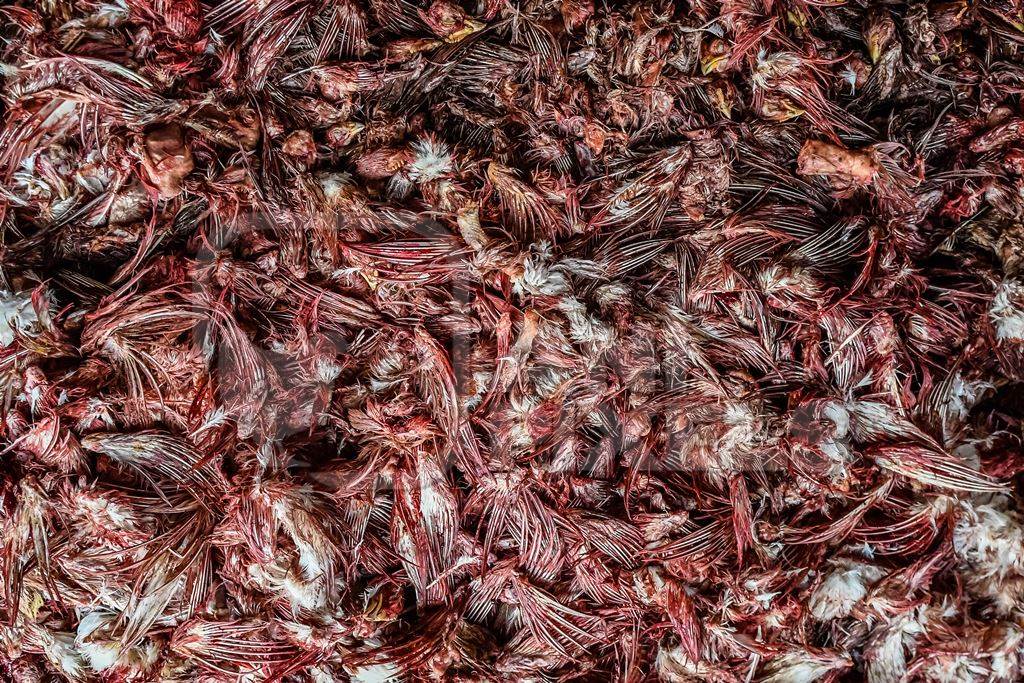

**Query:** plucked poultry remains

left=1, top=0, right=1024, bottom=681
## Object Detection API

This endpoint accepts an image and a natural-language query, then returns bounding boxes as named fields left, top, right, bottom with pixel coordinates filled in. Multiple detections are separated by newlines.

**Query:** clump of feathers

left=1, top=0, right=1024, bottom=681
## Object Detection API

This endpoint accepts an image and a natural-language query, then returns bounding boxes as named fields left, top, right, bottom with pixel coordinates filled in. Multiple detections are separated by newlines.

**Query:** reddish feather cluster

left=2, top=0, right=1024, bottom=681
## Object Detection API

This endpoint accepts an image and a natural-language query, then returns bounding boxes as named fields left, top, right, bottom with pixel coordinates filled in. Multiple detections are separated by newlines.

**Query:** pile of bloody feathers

left=1, top=0, right=1024, bottom=681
